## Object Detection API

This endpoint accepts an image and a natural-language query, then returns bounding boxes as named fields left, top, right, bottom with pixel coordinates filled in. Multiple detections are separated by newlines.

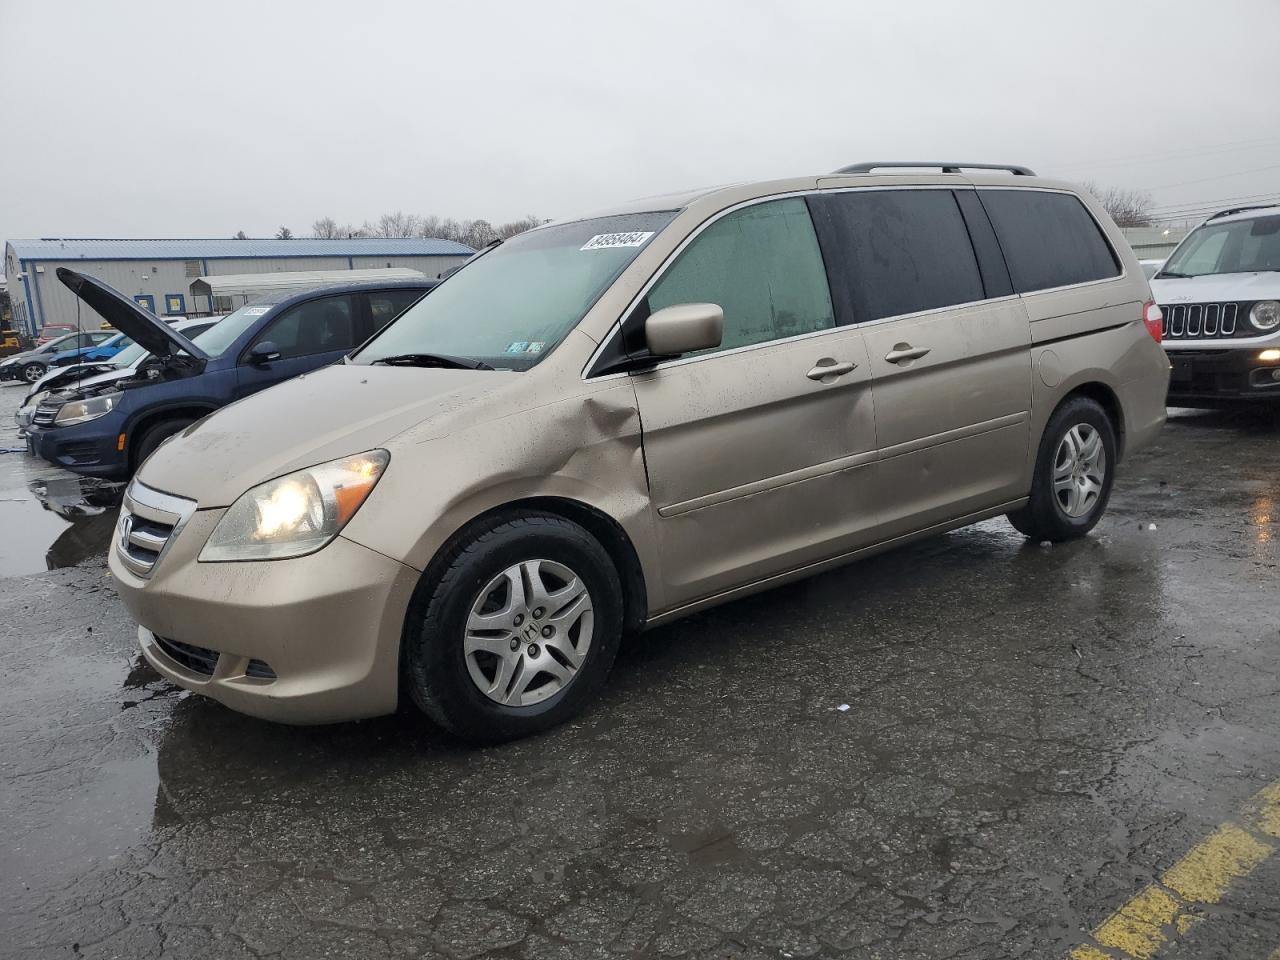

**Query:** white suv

left=1150, top=204, right=1280, bottom=404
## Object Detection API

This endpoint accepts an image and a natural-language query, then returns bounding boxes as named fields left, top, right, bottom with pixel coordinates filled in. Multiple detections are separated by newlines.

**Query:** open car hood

left=56, top=269, right=210, bottom=361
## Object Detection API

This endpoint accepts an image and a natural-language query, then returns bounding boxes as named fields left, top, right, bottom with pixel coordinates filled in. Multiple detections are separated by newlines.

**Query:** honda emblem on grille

left=119, top=514, right=133, bottom=549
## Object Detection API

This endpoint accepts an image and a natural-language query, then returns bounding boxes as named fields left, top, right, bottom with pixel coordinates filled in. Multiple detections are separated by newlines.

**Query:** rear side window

left=807, top=190, right=985, bottom=323
left=645, top=197, right=834, bottom=355
left=980, top=190, right=1120, bottom=293
left=368, top=289, right=423, bottom=332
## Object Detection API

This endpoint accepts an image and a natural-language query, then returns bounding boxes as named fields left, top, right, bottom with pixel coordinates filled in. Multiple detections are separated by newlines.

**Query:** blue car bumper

left=27, top=418, right=129, bottom=478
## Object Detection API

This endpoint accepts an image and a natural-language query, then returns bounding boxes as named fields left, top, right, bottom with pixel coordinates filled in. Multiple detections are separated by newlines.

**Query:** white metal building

left=3, top=237, right=474, bottom=335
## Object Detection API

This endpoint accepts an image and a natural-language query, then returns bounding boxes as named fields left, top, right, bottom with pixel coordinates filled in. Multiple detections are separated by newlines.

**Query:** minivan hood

left=137, top=363, right=518, bottom=507
left=1150, top=272, right=1280, bottom=303
left=56, top=268, right=210, bottom=361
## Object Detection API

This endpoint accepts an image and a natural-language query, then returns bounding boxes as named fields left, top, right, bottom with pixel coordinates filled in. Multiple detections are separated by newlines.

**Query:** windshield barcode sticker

left=581, top=232, right=654, bottom=251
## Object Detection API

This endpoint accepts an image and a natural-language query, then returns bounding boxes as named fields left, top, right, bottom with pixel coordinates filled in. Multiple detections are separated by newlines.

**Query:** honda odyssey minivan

left=104, top=163, right=1170, bottom=742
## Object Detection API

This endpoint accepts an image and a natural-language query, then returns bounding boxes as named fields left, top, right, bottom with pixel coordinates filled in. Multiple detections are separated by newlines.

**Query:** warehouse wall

left=11, top=254, right=469, bottom=331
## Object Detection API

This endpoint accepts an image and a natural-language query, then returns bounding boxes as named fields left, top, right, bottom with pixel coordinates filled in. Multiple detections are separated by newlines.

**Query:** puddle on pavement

left=0, top=476, right=123, bottom=576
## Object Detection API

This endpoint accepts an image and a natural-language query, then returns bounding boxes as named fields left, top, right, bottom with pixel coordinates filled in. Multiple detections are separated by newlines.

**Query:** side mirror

left=643, top=303, right=724, bottom=358
left=249, top=341, right=282, bottom=365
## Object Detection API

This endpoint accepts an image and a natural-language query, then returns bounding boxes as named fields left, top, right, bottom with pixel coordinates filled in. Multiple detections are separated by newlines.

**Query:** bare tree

left=1082, top=182, right=1154, bottom=228
left=367, top=211, right=423, bottom=238
left=275, top=226, right=295, bottom=240
left=496, top=215, right=546, bottom=239
left=312, top=217, right=341, bottom=239
left=306, top=211, right=547, bottom=248
left=233, top=230, right=248, bottom=239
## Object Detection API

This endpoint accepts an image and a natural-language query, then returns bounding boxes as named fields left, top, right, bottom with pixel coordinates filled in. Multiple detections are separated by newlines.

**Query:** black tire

left=131, top=417, right=195, bottom=472
left=21, top=362, right=45, bottom=383
left=404, top=512, right=624, bottom=744
left=1007, top=396, right=1118, bottom=542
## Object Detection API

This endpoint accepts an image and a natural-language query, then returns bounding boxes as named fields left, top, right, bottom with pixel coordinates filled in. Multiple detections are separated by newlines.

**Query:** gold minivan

left=101, top=163, right=1170, bottom=742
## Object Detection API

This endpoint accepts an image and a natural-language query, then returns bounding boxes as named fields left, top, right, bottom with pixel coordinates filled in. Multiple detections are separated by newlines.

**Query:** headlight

left=1251, top=300, right=1280, bottom=332
left=199, top=450, right=389, bottom=562
left=53, top=391, right=121, bottom=425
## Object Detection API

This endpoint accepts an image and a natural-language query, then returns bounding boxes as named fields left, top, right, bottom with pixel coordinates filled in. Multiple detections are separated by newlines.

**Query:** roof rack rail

left=833, top=161, right=1036, bottom=176
left=1207, top=204, right=1278, bottom=221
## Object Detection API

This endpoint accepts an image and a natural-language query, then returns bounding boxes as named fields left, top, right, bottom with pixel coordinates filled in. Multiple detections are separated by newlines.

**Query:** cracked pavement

left=1, top=380, right=1278, bottom=959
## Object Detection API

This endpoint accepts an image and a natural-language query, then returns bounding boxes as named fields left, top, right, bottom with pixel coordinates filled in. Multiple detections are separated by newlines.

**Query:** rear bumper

left=112, top=511, right=420, bottom=724
left=1166, top=348, right=1280, bottom=402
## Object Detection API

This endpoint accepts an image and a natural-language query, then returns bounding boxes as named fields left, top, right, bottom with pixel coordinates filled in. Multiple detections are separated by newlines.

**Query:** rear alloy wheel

left=1007, top=396, right=1117, bottom=542
left=22, top=362, right=45, bottom=383
left=405, top=513, right=623, bottom=743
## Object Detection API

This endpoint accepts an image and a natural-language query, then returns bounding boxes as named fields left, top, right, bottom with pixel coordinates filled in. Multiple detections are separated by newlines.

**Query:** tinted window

left=981, top=190, right=1120, bottom=293
left=645, top=198, right=834, bottom=354
left=368, top=289, right=424, bottom=332
left=250, top=295, right=355, bottom=360
left=808, top=190, right=985, bottom=323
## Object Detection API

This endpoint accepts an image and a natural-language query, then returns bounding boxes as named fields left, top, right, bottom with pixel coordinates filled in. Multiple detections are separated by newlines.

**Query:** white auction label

left=580, top=232, right=654, bottom=251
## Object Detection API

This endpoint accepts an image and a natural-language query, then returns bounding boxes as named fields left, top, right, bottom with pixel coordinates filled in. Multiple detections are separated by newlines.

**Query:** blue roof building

left=3, top=237, right=474, bottom=334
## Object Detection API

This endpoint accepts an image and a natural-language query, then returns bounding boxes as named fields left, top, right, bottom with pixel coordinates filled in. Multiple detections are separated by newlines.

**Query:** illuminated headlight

left=1250, top=300, right=1280, bottom=332
left=53, top=391, right=121, bottom=425
left=199, top=450, right=389, bottom=562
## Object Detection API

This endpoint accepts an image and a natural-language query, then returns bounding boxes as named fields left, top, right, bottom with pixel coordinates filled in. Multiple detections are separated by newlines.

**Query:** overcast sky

left=1, top=0, right=1277, bottom=247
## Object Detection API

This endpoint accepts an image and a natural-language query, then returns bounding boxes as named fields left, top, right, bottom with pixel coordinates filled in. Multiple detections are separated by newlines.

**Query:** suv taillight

left=1143, top=301, right=1163, bottom=343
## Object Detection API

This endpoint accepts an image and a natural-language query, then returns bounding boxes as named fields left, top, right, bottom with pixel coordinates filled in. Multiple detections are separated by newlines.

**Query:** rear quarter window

left=980, top=189, right=1121, bottom=293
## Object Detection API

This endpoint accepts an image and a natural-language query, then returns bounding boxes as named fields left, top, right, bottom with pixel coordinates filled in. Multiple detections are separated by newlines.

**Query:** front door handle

left=885, top=343, right=931, bottom=364
left=806, top=358, right=857, bottom=381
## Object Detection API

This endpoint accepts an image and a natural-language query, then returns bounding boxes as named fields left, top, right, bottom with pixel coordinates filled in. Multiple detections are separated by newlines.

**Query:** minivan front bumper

left=110, top=507, right=420, bottom=724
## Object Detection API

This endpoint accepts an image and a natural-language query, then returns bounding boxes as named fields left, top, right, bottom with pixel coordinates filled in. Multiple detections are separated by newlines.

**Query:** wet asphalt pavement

left=1, top=381, right=1278, bottom=959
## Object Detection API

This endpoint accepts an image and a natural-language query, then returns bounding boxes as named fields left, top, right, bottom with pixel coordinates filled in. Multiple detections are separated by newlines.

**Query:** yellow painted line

left=1070, top=778, right=1280, bottom=958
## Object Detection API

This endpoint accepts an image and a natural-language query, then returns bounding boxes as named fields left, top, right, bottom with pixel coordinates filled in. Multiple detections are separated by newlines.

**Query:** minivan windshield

left=353, top=211, right=677, bottom=370
left=1159, top=214, right=1280, bottom=278
left=192, top=302, right=278, bottom=357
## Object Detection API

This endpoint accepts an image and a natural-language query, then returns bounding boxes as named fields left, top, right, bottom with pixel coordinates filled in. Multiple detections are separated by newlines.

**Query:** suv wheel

left=1007, top=396, right=1117, bottom=542
left=22, top=362, right=45, bottom=383
left=404, top=512, right=623, bottom=743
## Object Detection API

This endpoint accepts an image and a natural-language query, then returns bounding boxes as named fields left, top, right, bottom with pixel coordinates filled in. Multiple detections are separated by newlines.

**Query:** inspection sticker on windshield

left=242, top=306, right=270, bottom=316
left=580, top=231, right=654, bottom=251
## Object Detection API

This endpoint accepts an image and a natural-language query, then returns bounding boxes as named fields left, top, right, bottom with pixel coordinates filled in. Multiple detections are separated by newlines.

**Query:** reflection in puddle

left=0, top=476, right=124, bottom=576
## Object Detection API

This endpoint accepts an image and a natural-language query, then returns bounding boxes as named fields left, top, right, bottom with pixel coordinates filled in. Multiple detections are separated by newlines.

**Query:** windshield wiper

left=370, top=352, right=494, bottom=371
left=1155, top=270, right=1192, bottom=279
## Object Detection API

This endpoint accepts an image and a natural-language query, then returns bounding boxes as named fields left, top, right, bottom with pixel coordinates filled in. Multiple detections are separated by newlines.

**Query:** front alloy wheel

left=22, top=363, right=45, bottom=383
left=403, top=512, right=624, bottom=743
left=464, top=559, right=594, bottom=706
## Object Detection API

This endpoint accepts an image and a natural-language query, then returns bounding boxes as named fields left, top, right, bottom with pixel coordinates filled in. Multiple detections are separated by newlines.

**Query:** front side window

left=644, top=198, right=834, bottom=355
left=249, top=295, right=355, bottom=361
left=808, top=189, right=985, bottom=322
left=353, top=211, right=676, bottom=371
left=981, top=190, right=1120, bottom=293
left=1160, top=215, right=1280, bottom=278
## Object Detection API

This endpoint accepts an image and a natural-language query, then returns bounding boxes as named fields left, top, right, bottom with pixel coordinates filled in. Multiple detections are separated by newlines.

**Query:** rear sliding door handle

left=806, top=359, right=857, bottom=381
left=884, top=343, right=931, bottom=364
